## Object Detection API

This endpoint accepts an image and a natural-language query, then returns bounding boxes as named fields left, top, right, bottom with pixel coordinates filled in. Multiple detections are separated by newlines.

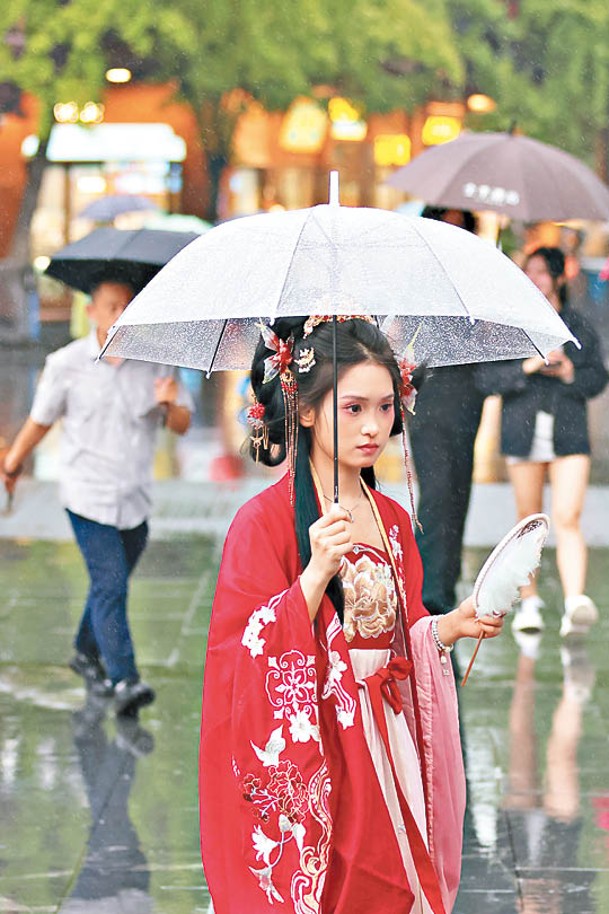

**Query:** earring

left=247, top=400, right=269, bottom=462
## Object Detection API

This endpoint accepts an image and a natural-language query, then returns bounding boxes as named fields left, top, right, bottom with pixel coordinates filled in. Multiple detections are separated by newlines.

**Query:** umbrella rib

left=409, top=223, right=474, bottom=321
left=271, top=211, right=314, bottom=321
left=206, top=319, right=228, bottom=378
left=521, top=328, right=546, bottom=360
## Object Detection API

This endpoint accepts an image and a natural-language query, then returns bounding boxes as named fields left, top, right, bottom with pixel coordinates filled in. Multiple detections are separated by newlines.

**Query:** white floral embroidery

left=266, top=650, right=317, bottom=722
left=321, top=616, right=355, bottom=729
left=242, top=589, right=288, bottom=658
left=249, top=864, right=285, bottom=904
left=388, top=524, right=403, bottom=561
left=289, top=709, right=320, bottom=744
left=251, top=725, right=287, bottom=767
left=243, top=759, right=312, bottom=904
left=253, top=825, right=279, bottom=864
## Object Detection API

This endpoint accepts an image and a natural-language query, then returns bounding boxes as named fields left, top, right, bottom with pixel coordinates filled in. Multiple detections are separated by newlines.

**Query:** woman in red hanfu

left=200, top=316, right=504, bottom=914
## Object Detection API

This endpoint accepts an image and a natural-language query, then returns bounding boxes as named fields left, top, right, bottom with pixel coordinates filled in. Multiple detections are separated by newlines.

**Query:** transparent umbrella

left=101, top=176, right=576, bottom=501
left=101, top=186, right=576, bottom=372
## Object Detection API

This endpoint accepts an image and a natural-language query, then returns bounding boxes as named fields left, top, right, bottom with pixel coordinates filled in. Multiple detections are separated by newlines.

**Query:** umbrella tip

left=329, top=171, right=340, bottom=206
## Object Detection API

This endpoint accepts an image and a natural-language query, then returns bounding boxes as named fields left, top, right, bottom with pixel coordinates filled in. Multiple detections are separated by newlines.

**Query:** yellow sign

left=328, top=97, right=367, bottom=142
left=374, top=134, right=411, bottom=167
left=279, top=97, right=328, bottom=154
left=421, top=115, right=461, bottom=146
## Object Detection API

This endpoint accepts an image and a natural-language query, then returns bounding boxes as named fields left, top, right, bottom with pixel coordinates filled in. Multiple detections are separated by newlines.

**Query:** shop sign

left=328, top=97, right=367, bottom=142
left=421, top=115, right=461, bottom=146
left=374, top=134, right=411, bottom=166
left=279, top=97, right=328, bottom=153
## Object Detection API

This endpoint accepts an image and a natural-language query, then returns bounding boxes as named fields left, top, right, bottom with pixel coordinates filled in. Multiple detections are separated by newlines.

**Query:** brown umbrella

left=386, top=131, right=609, bottom=222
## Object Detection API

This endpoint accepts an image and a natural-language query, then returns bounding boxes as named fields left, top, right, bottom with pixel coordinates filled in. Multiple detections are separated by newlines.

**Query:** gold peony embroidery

left=340, top=551, right=397, bottom=642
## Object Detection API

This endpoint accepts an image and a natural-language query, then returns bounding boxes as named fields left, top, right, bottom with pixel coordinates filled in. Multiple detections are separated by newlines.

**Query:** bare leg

left=548, top=455, right=590, bottom=598
left=507, top=461, right=547, bottom=599
left=503, top=654, right=539, bottom=809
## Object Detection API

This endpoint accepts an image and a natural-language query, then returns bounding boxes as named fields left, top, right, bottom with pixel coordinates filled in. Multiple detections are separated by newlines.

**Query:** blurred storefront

left=225, top=96, right=466, bottom=217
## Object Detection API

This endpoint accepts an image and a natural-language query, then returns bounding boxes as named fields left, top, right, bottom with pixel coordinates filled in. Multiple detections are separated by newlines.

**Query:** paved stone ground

left=1, top=487, right=608, bottom=912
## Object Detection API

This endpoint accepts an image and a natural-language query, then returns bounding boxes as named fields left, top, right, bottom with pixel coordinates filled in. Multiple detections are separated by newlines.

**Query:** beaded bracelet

left=431, top=617, right=454, bottom=653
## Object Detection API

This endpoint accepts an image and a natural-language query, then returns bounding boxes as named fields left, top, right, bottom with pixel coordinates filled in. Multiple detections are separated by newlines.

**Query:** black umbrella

left=45, top=227, right=199, bottom=295
left=386, top=131, right=609, bottom=222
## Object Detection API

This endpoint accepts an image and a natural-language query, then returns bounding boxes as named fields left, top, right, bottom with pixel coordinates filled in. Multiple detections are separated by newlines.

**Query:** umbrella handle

left=332, top=316, right=339, bottom=503
left=461, top=631, right=485, bottom=687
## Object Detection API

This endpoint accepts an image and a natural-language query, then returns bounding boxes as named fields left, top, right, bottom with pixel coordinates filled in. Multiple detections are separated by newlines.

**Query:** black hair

left=89, top=273, right=136, bottom=297
left=250, top=316, right=403, bottom=620
left=421, top=205, right=478, bottom=235
left=525, top=246, right=568, bottom=307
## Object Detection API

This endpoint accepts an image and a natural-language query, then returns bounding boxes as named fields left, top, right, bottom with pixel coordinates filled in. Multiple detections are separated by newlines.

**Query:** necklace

left=322, top=487, right=364, bottom=523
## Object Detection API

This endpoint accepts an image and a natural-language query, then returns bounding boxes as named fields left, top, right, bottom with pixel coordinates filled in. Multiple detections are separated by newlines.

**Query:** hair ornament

left=247, top=400, right=269, bottom=461
left=399, top=357, right=417, bottom=416
left=256, top=321, right=299, bottom=502
left=258, top=322, right=294, bottom=384
left=294, top=346, right=316, bottom=374
left=302, top=313, right=375, bottom=339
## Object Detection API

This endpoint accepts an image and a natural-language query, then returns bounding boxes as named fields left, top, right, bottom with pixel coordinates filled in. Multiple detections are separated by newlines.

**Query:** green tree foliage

left=0, top=0, right=465, bottom=217
left=448, top=1, right=609, bottom=166
left=2, top=0, right=609, bottom=228
left=0, top=0, right=192, bottom=138
left=502, top=1, right=609, bottom=164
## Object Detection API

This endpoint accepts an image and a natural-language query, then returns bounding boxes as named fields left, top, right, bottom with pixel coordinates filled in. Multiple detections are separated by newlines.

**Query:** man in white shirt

left=1, top=280, right=193, bottom=715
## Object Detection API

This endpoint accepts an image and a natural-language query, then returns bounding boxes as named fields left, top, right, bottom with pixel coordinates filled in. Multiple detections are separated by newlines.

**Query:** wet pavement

left=1, top=502, right=609, bottom=912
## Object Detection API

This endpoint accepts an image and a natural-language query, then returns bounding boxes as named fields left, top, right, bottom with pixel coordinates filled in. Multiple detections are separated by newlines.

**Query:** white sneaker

left=561, top=643, right=595, bottom=703
left=512, top=596, right=545, bottom=634
left=513, top=630, right=542, bottom=660
left=560, top=595, right=598, bottom=639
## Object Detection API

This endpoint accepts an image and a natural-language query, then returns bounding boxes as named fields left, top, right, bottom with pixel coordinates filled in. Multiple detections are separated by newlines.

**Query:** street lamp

left=467, top=93, right=497, bottom=114
left=105, top=67, right=132, bottom=84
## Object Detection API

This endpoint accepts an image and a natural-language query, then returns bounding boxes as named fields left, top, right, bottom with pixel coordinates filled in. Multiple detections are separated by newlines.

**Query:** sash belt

left=359, top=657, right=447, bottom=914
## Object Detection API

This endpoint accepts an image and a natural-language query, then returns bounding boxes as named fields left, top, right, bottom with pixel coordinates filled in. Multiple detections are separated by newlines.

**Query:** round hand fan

left=462, top=513, right=550, bottom=685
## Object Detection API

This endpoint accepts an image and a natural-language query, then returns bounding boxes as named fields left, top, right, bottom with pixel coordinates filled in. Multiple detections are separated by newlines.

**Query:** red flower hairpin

left=399, top=358, right=417, bottom=415
left=258, top=323, right=294, bottom=384
left=247, top=399, right=269, bottom=460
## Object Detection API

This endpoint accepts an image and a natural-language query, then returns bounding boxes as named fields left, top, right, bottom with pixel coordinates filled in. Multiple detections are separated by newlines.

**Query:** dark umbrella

left=386, top=131, right=609, bottom=222
left=45, top=227, right=199, bottom=295
left=79, top=194, right=159, bottom=221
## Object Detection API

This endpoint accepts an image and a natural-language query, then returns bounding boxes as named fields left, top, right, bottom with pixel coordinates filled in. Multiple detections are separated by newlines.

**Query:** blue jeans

left=67, top=511, right=149, bottom=683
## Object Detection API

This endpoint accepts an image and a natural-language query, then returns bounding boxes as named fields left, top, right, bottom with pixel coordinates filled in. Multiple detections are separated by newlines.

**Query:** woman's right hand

left=300, top=504, right=352, bottom=621
left=308, top=504, right=353, bottom=585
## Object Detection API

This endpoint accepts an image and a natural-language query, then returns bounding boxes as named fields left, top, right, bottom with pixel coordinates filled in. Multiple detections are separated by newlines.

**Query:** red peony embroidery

left=267, top=761, right=308, bottom=823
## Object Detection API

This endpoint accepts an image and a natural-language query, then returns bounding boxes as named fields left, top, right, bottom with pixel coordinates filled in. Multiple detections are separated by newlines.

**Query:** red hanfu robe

left=200, top=474, right=465, bottom=914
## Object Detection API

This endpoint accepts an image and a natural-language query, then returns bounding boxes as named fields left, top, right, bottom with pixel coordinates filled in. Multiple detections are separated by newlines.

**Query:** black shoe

left=69, top=652, right=114, bottom=697
left=114, top=678, right=156, bottom=717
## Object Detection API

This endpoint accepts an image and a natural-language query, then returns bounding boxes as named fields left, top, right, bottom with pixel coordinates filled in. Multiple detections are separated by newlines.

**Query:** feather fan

left=462, top=513, right=550, bottom=685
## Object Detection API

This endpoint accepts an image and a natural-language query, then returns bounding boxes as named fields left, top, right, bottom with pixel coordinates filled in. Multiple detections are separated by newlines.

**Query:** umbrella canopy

left=386, top=131, right=609, bottom=222
left=79, top=194, right=160, bottom=221
left=45, top=227, right=199, bottom=295
left=101, top=204, right=576, bottom=371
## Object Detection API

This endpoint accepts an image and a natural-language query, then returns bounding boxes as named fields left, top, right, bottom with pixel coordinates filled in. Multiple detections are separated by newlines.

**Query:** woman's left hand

left=437, top=595, right=505, bottom=645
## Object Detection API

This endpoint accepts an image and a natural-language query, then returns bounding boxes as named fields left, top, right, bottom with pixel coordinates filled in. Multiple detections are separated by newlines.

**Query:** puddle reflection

left=59, top=693, right=154, bottom=913
left=504, top=637, right=598, bottom=912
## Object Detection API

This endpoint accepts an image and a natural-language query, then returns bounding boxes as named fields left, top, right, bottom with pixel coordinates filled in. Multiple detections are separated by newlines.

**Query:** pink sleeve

left=409, top=617, right=466, bottom=913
